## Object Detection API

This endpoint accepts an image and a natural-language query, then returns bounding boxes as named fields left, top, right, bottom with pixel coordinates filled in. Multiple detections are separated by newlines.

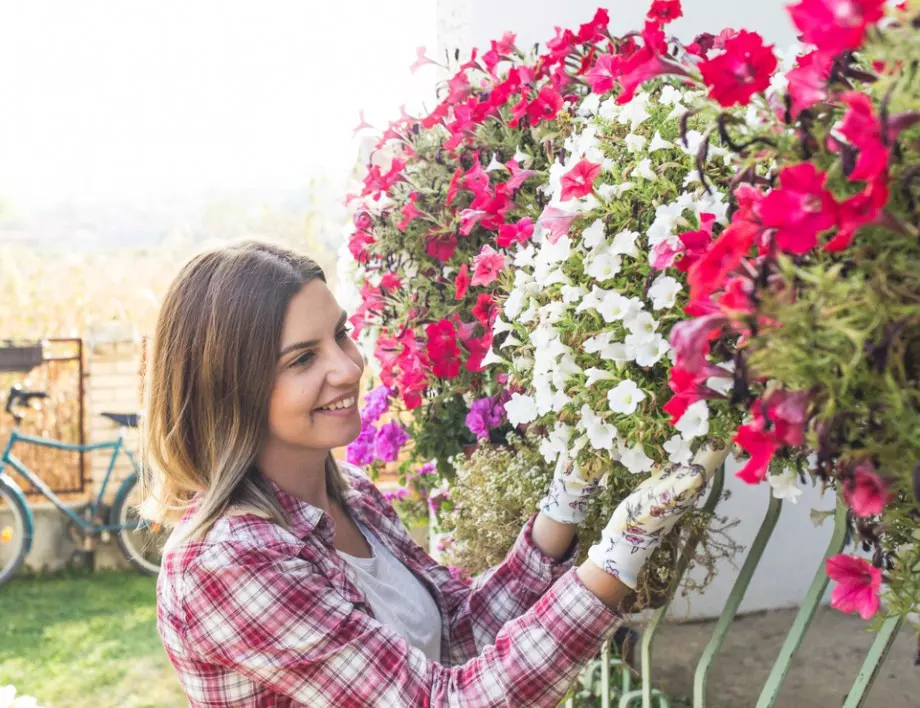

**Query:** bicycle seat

left=101, top=412, right=140, bottom=428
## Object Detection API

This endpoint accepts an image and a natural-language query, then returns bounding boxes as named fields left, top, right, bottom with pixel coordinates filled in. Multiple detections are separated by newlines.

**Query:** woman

left=143, top=240, right=705, bottom=706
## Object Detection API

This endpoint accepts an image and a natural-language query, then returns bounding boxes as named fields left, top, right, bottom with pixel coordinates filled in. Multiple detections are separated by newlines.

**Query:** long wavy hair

left=140, top=240, right=348, bottom=550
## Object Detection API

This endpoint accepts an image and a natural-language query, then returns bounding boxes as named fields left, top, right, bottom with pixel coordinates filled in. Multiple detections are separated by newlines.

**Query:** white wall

left=435, top=0, right=833, bottom=619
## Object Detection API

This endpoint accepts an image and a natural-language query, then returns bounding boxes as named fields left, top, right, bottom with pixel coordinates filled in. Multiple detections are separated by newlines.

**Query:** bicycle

left=0, top=384, right=165, bottom=587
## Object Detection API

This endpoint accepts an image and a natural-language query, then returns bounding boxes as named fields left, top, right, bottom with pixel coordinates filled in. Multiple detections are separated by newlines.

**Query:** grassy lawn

left=0, top=570, right=185, bottom=708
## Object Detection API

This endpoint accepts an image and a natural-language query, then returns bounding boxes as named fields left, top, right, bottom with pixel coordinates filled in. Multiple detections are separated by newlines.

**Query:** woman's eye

left=336, top=328, right=352, bottom=342
left=292, top=351, right=315, bottom=367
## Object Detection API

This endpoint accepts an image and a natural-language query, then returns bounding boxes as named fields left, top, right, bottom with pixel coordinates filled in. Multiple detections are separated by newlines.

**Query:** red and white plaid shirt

left=157, top=462, right=622, bottom=706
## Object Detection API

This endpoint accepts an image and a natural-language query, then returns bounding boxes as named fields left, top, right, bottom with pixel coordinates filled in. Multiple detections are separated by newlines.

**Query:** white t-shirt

left=337, top=522, right=443, bottom=662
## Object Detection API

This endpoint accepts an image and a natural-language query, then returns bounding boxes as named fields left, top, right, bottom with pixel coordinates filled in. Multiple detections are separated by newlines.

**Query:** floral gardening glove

left=587, top=463, right=707, bottom=589
left=538, top=453, right=604, bottom=524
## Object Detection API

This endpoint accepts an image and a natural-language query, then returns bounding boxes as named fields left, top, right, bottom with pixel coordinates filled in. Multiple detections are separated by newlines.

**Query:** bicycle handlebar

left=5, top=385, right=48, bottom=421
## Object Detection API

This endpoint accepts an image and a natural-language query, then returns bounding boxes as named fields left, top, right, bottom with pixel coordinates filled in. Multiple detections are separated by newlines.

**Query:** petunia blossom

left=760, top=163, right=837, bottom=255
left=698, top=30, right=777, bottom=107
left=454, top=263, right=471, bottom=301
left=826, top=554, right=882, bottom=620
left=787, top=0, right=886, bottom=55
left=471, top=245, right=507, bottom=287
left=559, top=159, right=602, bottom=201
left=843, top=461, right=891, bottom=518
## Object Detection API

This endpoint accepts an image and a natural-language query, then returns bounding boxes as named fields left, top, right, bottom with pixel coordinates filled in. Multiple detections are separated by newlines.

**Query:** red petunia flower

left=472, top=293, right=496, bottom=327
left=788, top=0, right=886, bottom=55
left=397, top=192, right=423, bottom=232
left=497, top=216, right=535, bottom=248
left=676, top=212, right=717, bottom=273
left=647, top=0, right=683, bottom=24
left=616, top=21, right=688, bottom=104
left=760, top=163, right=837, bottom=255
left=734, top=424, right=780, bottom=484
left=787, top=50, right=833, bottom=118
left=454, top=263, right=470, bottom=301
left=838, top=91, right=888, bottom=183
left=698, top=30, right=777, bottom=107
left=538, top=206, right=578, bottom=244
left=843, top=461, right=891, bottom=518
left=826, top=554, right=881, bottom=620
left=560, top=158, right=602, bottom=201
left=426, top=233, right=458, bottom=262
left=526, top=85, right=565, bottom=125
left=825, top=177, right=888, bottom=252
left=585, top=54, right=620, bottom=94
left=425, top=319, right=460, bottom=379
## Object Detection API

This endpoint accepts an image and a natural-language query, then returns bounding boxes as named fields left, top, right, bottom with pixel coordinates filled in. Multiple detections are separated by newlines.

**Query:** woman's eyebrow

left=278, top=311, right=349, bottom=358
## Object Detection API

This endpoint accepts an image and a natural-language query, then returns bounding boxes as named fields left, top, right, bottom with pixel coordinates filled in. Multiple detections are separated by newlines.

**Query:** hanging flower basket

left=0, top=343, right=43, bottom=373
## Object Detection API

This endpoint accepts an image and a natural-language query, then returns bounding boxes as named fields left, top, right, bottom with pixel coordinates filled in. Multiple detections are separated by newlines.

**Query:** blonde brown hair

left=140, top=240, right=348, bottom=548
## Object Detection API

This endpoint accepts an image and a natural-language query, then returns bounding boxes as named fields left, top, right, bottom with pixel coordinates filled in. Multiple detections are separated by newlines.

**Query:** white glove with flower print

left=538, top=453, right=603, bottom=524
left=587, top=463, right=707, bottom=589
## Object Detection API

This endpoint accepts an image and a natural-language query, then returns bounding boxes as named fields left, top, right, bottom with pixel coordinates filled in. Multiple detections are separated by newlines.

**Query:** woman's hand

left=537, top=453, right=604, bottom=525
left=585, top=462, right=707, bottom=590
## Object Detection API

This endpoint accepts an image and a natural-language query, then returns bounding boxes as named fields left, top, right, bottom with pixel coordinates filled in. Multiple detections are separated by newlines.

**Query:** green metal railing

left=562, top=464, right=904, bottom=708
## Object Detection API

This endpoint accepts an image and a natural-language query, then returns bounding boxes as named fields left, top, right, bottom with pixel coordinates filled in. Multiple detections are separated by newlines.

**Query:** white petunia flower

left=625, top=133, right=647, bottom=153
left=633, top=335, right=670, bottom=367
left=561, top=284, right=588, bottom=304
left=625, top=311, right=659, bottom=340
left=598, top=97, right=620, bottom=121
left=597, top=182, right=635, bottom=201
left=683, top=170, right=701, bottom=187
left=617, top=92, right=650, bottom=130
left=583, top=330, right=614, bottom=354
left=585, top=251, right=622, bottom=282
left=597, top=291, right=641, bottom=324
left=579, top=404, right=618, bottom=451
left=607, top=379, right=647, bottom=415
left=492, top=316, right=513, bottom=335
left=664, top=435, right=693, bottom=464
left=768, top=468, right=803, bottom=504
left=577, top=93, right=601, bottom=117
left=681, top=130, right=705, bottom=156
left=481, top=345, right=507, bottom=368
left=666, top=103, right=690, bottom=121
left=658, top=84, right=684, bottom=106
left=584, top=367, right=616, bottom=387
left=513, top=244, right=536, bottom=268
left=648, top=274, right=682, bottom=310
left=619, top=441, right=654, bottom=474
left=581, top=219, right=606, bottom=249
left=705, top=361, right=735, bottom=396
left=485, top=153, right=506, bottom=172
left=513, top=146, right=533, bottom=168
left=648, top=131, right=673, bottom=152
left=636, top=158, right=658, bottom=180
left=611, top=230, right=640, bottom=258
left=675, top=400, right=710, bottom=439
left=499, top=333, right=522, bottom=349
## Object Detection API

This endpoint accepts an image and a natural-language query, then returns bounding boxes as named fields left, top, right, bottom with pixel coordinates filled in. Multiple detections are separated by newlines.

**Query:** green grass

left=0, top=570, right=185, bottom=708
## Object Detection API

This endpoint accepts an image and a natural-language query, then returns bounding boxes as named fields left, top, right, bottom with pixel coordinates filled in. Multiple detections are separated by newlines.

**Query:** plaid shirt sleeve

left=349, top=466, right=582, bottom=666
left=180, top=544, right=622, bottom=707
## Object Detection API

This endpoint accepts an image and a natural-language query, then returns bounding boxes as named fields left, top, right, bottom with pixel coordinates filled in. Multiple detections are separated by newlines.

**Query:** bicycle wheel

left=0, top=477, right=30, bottom=588
left=110, top=472, right=167, bottom=576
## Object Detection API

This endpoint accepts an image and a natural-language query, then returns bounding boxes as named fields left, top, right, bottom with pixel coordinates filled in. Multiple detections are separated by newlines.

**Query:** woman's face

left=265, top=279, right=364, bottom=453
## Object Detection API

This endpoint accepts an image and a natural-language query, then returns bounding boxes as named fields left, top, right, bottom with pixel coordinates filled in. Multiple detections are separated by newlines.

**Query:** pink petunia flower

left=843, top=461, right=892, bottom=518
left=471, top=245, right=507, bottom=287
left=826, top=554, right=882, bottom=620
left=559, top=158, right=602, bottom=201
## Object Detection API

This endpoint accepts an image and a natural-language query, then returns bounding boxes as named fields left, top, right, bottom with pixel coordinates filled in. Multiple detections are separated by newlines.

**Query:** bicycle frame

left=0, top=426, right=143, bottom=533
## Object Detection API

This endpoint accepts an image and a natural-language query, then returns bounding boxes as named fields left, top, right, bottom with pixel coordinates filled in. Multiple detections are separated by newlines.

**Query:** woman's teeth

left=318, top=396, right=356, bottom=411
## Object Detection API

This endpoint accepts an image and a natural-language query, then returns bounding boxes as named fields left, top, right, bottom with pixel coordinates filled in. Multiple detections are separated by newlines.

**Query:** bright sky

left=0, top=0, right=435, bottom=207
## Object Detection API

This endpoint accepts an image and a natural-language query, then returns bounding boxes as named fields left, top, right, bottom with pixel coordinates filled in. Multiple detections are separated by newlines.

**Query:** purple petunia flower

left=361, top=385, right=392, bottom=425
left=346, top=422, right=378, bottom=466
left=374, top=420, right=410, bottom=462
